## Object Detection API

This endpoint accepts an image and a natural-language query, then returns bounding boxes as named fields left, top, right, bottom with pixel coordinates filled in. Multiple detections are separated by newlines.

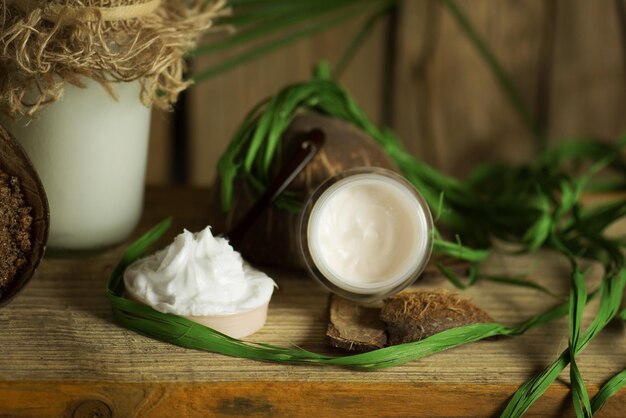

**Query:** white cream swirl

left=124, top=226, right=276, bottom=316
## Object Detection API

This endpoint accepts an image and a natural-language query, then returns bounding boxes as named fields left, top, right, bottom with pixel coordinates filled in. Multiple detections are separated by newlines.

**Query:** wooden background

left=145, top=0, right=626, bottom=186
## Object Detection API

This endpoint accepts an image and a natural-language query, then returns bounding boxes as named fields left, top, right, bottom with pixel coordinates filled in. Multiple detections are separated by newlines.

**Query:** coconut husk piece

left=381, top=290, right=494, bottom=346
left=327, top=294, right=387, bottom=352
left=327, top=289, right=493, bottom=351
left=207, top=112, right=398, bottom=269
left=0, top=123, right=49, bottom=307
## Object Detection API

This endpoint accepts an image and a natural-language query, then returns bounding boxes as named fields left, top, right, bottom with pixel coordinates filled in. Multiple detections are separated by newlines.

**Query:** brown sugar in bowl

left=0, top=123, right=49, bottom=307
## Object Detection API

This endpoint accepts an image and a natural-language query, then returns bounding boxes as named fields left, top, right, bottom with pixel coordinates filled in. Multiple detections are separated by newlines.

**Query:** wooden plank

left=388, top=0, right=440, bottom=165
left=1, top=187, right=626, bottom=417
left=145, top=109, right=172, bottom=185
left=180, top=1, right=626, bottom=186
left=187, top=14, right=389, bottom=186
left=547, top=0, right=626, bottom=142
left=2, top=381, right=624, bottom=417
left=391, top=0, right=551, bottom=177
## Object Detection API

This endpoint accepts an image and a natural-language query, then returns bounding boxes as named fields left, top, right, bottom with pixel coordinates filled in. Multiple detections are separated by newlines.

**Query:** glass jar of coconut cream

left=299, top=167, right=434, bottom=302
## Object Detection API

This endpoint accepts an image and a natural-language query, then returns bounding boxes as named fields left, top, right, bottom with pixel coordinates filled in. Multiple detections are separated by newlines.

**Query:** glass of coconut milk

left=3, top=78, right=151, bottom=253
left=300, top=168, right=434, bottom=302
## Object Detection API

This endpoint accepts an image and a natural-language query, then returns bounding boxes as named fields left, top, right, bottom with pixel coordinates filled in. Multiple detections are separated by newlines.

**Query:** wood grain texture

left=146, top=109, right=172, bottom=185
left=391, top=0, right=549, bottom=177
left=2, top=382, right=625, bottom=417
left=388, top=0, right=440, bottom=165
left=1, top=187, right=625, bottom=417
left=547, top=0, right=626, bottom=142
left=187, top=14, right=389, bottom=186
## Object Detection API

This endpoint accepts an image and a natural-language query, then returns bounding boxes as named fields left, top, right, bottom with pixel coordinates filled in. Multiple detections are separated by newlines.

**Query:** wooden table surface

left=1, top=187, right=625, bottom=418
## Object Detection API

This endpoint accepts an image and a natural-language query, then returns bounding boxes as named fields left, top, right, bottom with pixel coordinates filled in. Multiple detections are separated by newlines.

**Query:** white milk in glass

left=4, top=79, right=151, bottom=252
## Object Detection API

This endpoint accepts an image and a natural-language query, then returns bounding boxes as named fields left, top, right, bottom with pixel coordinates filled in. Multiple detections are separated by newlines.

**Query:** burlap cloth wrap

left=0, top=0, right=228, bottom=118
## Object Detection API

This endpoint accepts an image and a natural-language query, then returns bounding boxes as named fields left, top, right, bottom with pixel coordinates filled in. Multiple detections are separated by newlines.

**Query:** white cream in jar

left=124, top=226, right=276, bottom=338
left=301, top=168, right=433, bottom=301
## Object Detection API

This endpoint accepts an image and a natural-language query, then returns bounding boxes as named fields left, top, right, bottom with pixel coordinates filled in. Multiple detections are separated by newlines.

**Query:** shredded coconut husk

left=0, top=0, right=228, bottom=118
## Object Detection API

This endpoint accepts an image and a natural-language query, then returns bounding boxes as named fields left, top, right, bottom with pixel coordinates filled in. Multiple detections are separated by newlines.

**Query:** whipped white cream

left=124, top=226, right=276, bottom=316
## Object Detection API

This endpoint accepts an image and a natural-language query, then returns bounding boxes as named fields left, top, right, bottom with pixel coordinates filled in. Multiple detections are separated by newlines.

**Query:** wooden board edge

left=1, top=380, right=624, bottom=417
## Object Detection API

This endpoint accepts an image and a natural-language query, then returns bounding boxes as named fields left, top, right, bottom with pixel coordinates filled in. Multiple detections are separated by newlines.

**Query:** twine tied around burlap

left=0, top=0, right=228, bottom=118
